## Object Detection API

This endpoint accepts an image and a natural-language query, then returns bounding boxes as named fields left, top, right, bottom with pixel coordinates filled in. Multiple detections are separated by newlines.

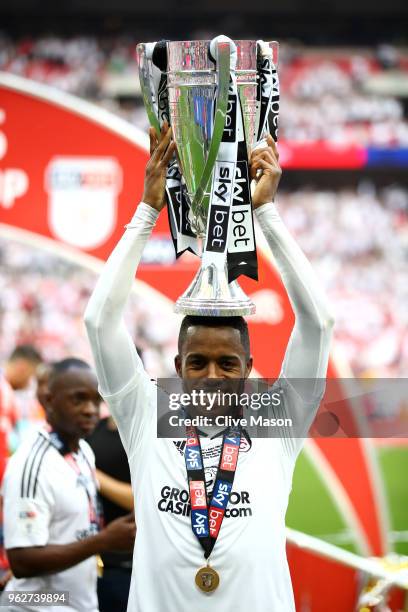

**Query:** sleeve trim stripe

left=26, top=439, right=48, bottom=498
left=32, top=442, right=52, bottom=498
left=20, top=435, right=51, bottom=498
left=20, top=435, right=44, bottom=498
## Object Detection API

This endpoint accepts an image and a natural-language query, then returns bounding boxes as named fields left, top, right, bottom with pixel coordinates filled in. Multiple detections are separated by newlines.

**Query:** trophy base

left=174, top=263, right=256, bottom=317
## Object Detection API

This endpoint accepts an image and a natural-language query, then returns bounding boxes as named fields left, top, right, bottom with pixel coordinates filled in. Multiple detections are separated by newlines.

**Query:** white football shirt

left=2, top=430, right=99, bottom=612
left=103, top=374, right=322, bottom=612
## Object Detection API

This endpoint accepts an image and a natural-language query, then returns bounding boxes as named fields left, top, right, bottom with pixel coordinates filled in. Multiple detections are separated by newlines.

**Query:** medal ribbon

left=64, top=452, right=100, bottom=528
left=47, top=431, right=101, bottom=530
left=184, top=424, right=241, bottom=559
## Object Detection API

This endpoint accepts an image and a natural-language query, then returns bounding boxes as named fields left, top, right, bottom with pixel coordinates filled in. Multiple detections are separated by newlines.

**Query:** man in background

left=3, top=345, right=45, bottom=444
left=3, top=345, right=42, bottom=393
left=2, top=358, right=135, bottom=612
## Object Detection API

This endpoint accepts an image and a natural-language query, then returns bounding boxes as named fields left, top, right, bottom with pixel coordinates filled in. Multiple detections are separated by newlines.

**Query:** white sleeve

left=255, top=202, right=335, bottom=459
left=3, top=452, right=54, bottom=549
left=84, top=202, right=158, bottom=456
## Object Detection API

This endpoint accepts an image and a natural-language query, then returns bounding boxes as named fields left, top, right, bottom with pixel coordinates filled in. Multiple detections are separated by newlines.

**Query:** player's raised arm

left=250, top=136, right=335, bottom=448
left=84, top=123, right=175, bottom=450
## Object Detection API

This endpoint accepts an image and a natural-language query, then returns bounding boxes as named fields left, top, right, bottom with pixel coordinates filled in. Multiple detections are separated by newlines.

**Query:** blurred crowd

left=279, top=45, right=408, bottom=146
left=0, top=182, right=407, bottom=379
left=278, top=182, right=408, bottom=376
left=0, top=240, right=179, bottom=381
left=1, top=34, right=408, bottom=146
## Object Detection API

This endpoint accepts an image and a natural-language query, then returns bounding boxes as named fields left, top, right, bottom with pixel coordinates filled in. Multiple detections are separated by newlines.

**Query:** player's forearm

left=96, top=469, right=134, bottom=511
left=255, top=202, right=334, bottom=381
left=7, top=533, right=108, bottom=578
left=84, top=202, right=158, bottom=395
left=84, top=202, right=158, bottom=334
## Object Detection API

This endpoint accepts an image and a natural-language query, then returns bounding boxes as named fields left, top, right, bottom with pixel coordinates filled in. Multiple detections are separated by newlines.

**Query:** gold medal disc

left=195, top=565, right=220, bottom=592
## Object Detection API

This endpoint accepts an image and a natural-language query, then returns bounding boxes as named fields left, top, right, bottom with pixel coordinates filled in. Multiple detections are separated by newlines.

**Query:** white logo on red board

left=45, top=156, right=122, bottom=249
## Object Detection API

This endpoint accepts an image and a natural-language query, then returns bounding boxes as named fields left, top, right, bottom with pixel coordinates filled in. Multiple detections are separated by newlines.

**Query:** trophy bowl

left=137, top=36, right=279, bottom=317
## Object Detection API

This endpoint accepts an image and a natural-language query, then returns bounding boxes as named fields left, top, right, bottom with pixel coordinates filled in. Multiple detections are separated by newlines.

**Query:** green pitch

left=286, top=443, right=408, bottom=556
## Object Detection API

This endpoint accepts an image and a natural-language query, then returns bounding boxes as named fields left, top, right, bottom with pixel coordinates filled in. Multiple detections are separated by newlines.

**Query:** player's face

left=175, top=325, right=252, bottom=417
left=47, top=369, right=101, bottom=439
left=176, top=325, right=251, bottom=380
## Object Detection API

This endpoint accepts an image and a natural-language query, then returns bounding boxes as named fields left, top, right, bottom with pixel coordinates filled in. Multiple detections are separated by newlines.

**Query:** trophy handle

left=190, top=41, right=231, bottom=217
left=136, top=43, right=161, bottom=136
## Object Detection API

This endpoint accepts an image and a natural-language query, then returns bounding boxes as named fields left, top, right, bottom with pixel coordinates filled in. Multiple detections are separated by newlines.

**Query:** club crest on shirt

left=205, top=466, right=218, bottom=490
left=17, top=501, right=41, bottom=536
left=19, top=510, right=37, bottom=519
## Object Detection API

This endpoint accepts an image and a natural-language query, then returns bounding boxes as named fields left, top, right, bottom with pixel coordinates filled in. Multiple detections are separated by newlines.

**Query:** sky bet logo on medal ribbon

left=209, top=507, right=224, bottom=538
left=185, top=446, right=203, bottom=470
left=191, top=510, right=209, bottom=537
left=212, top=480, right=232, bottom=510
left=186, top=428, right=199, bottom=447
left=189, top=480, right=207, bottom=509
left=221, top=437, right=240, bottom=471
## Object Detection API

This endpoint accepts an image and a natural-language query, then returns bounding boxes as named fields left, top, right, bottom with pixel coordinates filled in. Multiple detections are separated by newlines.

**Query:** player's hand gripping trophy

left=137, top=36, right=280, bottom=316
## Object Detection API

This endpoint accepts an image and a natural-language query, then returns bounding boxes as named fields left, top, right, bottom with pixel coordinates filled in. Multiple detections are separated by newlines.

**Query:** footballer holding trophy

left=85, top=35, right=334, bottom=611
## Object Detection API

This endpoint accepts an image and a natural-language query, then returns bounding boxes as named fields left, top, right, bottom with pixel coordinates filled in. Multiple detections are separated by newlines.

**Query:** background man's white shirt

left=2, top=430, right=99, bottom=612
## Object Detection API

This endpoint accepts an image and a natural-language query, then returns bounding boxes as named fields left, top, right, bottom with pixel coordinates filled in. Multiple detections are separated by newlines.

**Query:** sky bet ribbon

left=256, top=39, right=280, bottom=143
left=184, top=425, right=242, bottom=559
left=203, top=36, right=258, bottom=283
left=224, top=39, right=280, bottom=283
left=226, top=106, right=258, bottom=283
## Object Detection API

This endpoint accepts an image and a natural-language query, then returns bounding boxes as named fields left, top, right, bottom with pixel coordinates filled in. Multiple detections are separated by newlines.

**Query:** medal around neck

left=195, top=565, right=220, bottom=592
left=185, top=425, right=241, bottom=592
left=137, top=35, right=279, bottom=316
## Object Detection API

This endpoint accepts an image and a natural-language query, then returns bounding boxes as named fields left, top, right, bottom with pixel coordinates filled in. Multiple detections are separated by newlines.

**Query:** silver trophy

left=137, top=36, right=279, bottom=316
